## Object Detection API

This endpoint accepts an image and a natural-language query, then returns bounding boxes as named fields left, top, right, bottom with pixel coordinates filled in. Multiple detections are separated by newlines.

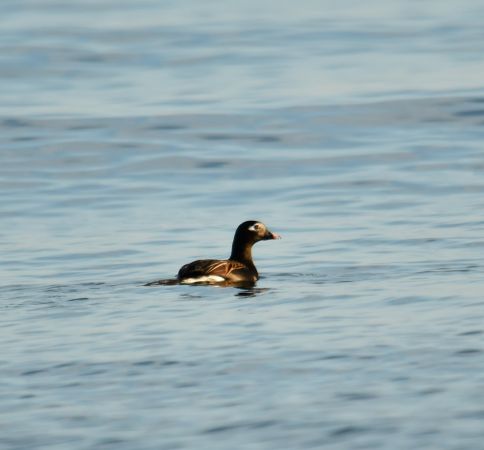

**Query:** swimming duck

left=177, top=220, right=280, bottom=284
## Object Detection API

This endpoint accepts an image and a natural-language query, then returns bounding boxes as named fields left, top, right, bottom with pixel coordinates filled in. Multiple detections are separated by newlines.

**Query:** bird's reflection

left=234, top=286, right=270, bottom=298
left=143, top=278, right=270, bottom=298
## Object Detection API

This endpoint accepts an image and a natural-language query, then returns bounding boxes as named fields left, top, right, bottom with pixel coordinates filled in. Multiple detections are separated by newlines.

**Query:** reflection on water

left=234, top=287, right=271, bottom=298
left=2, top=0, right=484, bottom=449
left=143, top=273, right=273, bottom=298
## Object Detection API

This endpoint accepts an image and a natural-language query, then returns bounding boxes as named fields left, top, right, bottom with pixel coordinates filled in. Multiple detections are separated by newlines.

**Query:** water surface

left=2, top=1, right=484, bottom=449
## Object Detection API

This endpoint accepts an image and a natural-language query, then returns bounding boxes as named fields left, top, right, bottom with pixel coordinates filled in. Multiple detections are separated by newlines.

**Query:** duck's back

left=177, top=259, right=256, bottom=284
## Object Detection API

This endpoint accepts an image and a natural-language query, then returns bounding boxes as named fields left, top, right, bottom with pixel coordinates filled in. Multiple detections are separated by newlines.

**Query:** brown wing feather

left=204, top=260, right=246, bottom=278
left=178, top=259, right=246, bottom=280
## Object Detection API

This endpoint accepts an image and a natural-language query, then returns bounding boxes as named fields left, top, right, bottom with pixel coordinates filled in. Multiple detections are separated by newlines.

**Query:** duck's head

left=235, top=220, right=281, bottom=243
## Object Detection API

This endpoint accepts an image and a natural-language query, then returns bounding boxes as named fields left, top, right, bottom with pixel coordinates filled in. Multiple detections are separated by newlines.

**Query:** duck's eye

left=248, top=223, right=261, bottom=232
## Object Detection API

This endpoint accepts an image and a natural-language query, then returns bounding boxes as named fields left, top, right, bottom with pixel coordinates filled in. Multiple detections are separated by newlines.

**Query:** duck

left=177, top=220, right=280, bottom=284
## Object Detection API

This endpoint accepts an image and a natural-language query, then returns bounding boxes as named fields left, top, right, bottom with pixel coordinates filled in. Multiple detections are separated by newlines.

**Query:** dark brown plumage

left=177, top=220, right=280, bottom=284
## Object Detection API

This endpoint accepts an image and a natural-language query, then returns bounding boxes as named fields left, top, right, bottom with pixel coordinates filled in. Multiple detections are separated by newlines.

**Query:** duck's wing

left=204, top=260, right=247, bottom=278
left=178, top=259, right=246, bottom=280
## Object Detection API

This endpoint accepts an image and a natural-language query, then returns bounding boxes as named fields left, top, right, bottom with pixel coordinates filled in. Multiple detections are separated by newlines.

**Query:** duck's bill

left=264, top=231, right=281, bottom=240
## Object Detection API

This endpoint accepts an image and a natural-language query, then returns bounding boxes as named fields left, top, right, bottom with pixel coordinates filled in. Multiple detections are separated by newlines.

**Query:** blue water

left=2, top=1, right=484, bottom=449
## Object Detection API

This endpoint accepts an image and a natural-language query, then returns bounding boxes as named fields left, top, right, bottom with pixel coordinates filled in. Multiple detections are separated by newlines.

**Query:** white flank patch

left=181, top=275, right=225, bottom=284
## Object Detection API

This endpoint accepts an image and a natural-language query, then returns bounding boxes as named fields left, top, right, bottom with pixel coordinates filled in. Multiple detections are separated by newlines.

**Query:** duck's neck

left=230, top=238, right=255, bottom=267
